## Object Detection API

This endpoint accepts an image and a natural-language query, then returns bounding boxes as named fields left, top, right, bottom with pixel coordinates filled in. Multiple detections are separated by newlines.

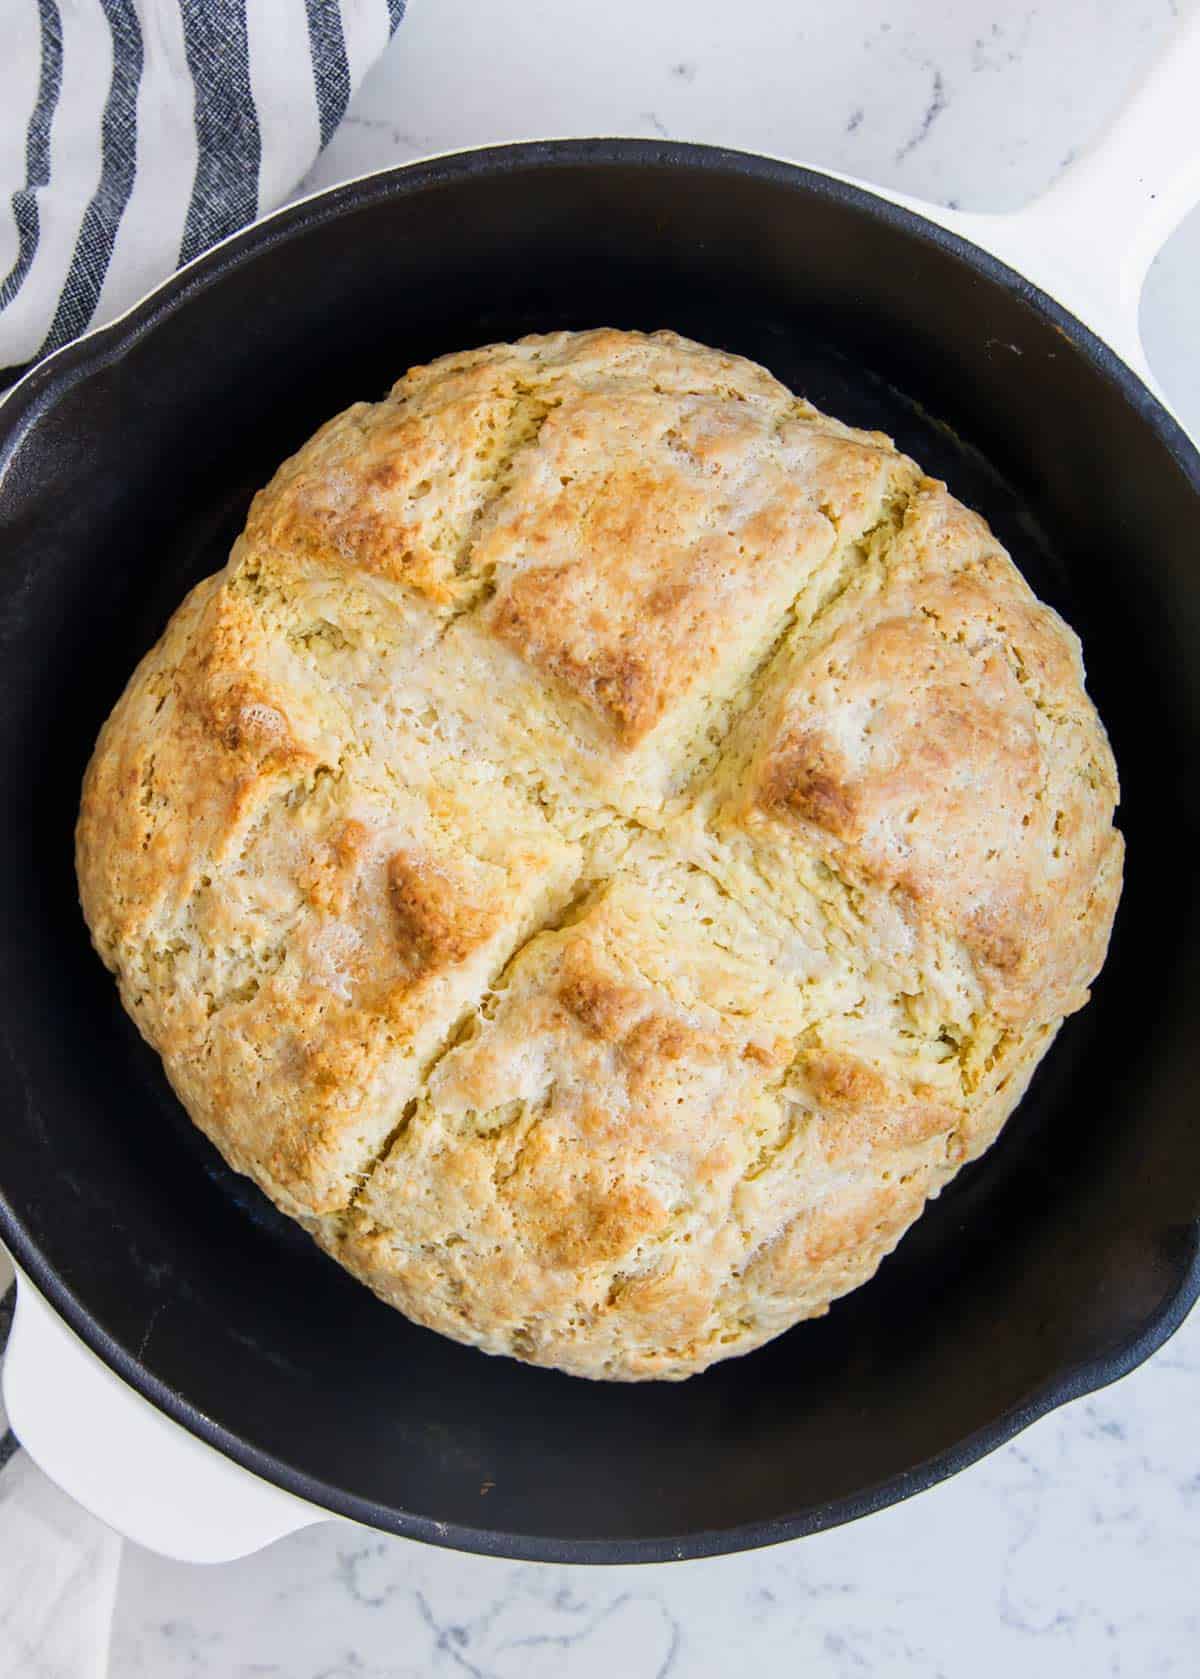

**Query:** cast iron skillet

left=0, top=140, right=1198, bottom=1563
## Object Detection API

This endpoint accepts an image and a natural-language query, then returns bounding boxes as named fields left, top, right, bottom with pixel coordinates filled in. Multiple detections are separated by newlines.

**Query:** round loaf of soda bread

left=77, top=330, right=1122, bottom=1379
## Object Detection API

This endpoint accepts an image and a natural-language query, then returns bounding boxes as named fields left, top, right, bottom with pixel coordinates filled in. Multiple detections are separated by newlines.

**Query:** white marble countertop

left=41, top=0, right=1200, bottom=1673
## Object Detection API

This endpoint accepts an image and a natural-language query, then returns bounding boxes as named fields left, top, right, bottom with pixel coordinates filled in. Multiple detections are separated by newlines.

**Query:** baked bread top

left=77, top=329, right=1122, bottom=1379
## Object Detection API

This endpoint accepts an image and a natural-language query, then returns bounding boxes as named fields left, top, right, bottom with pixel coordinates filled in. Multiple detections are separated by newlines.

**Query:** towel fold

left=0, top=0, right=406, bottom=378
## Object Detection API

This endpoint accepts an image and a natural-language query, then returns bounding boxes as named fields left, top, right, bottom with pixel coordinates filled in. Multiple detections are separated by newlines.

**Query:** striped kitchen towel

left=0, top=0, right=407, bottom=379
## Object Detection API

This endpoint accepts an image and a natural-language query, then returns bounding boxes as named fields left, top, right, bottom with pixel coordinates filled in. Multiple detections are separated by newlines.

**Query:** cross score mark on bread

left=76, top=330, right=1121, bottom=1379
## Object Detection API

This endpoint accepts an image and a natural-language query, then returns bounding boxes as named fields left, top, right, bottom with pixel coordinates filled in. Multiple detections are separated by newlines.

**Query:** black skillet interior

left=0, top=142, right=1198, bottom=1563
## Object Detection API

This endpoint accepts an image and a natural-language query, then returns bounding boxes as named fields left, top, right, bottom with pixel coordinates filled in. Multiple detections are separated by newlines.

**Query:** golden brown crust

left=385, top=849, right=501, bottom=970
left=77, top=330, right=1122, bottom=1377
left=478, top=390, right=908, bottom=748
left=716, top=482, right=1121, bottom=1027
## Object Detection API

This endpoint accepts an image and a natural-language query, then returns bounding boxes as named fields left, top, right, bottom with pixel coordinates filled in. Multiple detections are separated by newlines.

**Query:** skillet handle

left=945, top=7, right=1200, bottom=387
left=2, top=1271, right=326, bottom=1562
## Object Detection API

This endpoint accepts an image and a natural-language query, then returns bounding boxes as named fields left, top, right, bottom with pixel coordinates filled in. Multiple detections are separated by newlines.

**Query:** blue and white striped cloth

left=0, top=0, right=407, bottom=377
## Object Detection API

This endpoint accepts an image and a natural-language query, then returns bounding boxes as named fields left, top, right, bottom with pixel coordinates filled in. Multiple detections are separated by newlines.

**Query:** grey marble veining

left=292, top=0, right=1200, bottom=430
left=109, top=1313, right=1200, bottom=1678
left=297, top=0, right=1183, bottom=212
left=104, top=2, right=1200, bottom=1673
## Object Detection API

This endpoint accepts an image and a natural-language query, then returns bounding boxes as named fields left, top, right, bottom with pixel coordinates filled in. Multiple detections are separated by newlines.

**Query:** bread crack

left=78, top=331, right=1121, bottom=1380
left=339, top=865, right=614, bottom=1221
left=438, top=386, right=563, bottom=621
left=674, top=476, right=918, bottom=804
